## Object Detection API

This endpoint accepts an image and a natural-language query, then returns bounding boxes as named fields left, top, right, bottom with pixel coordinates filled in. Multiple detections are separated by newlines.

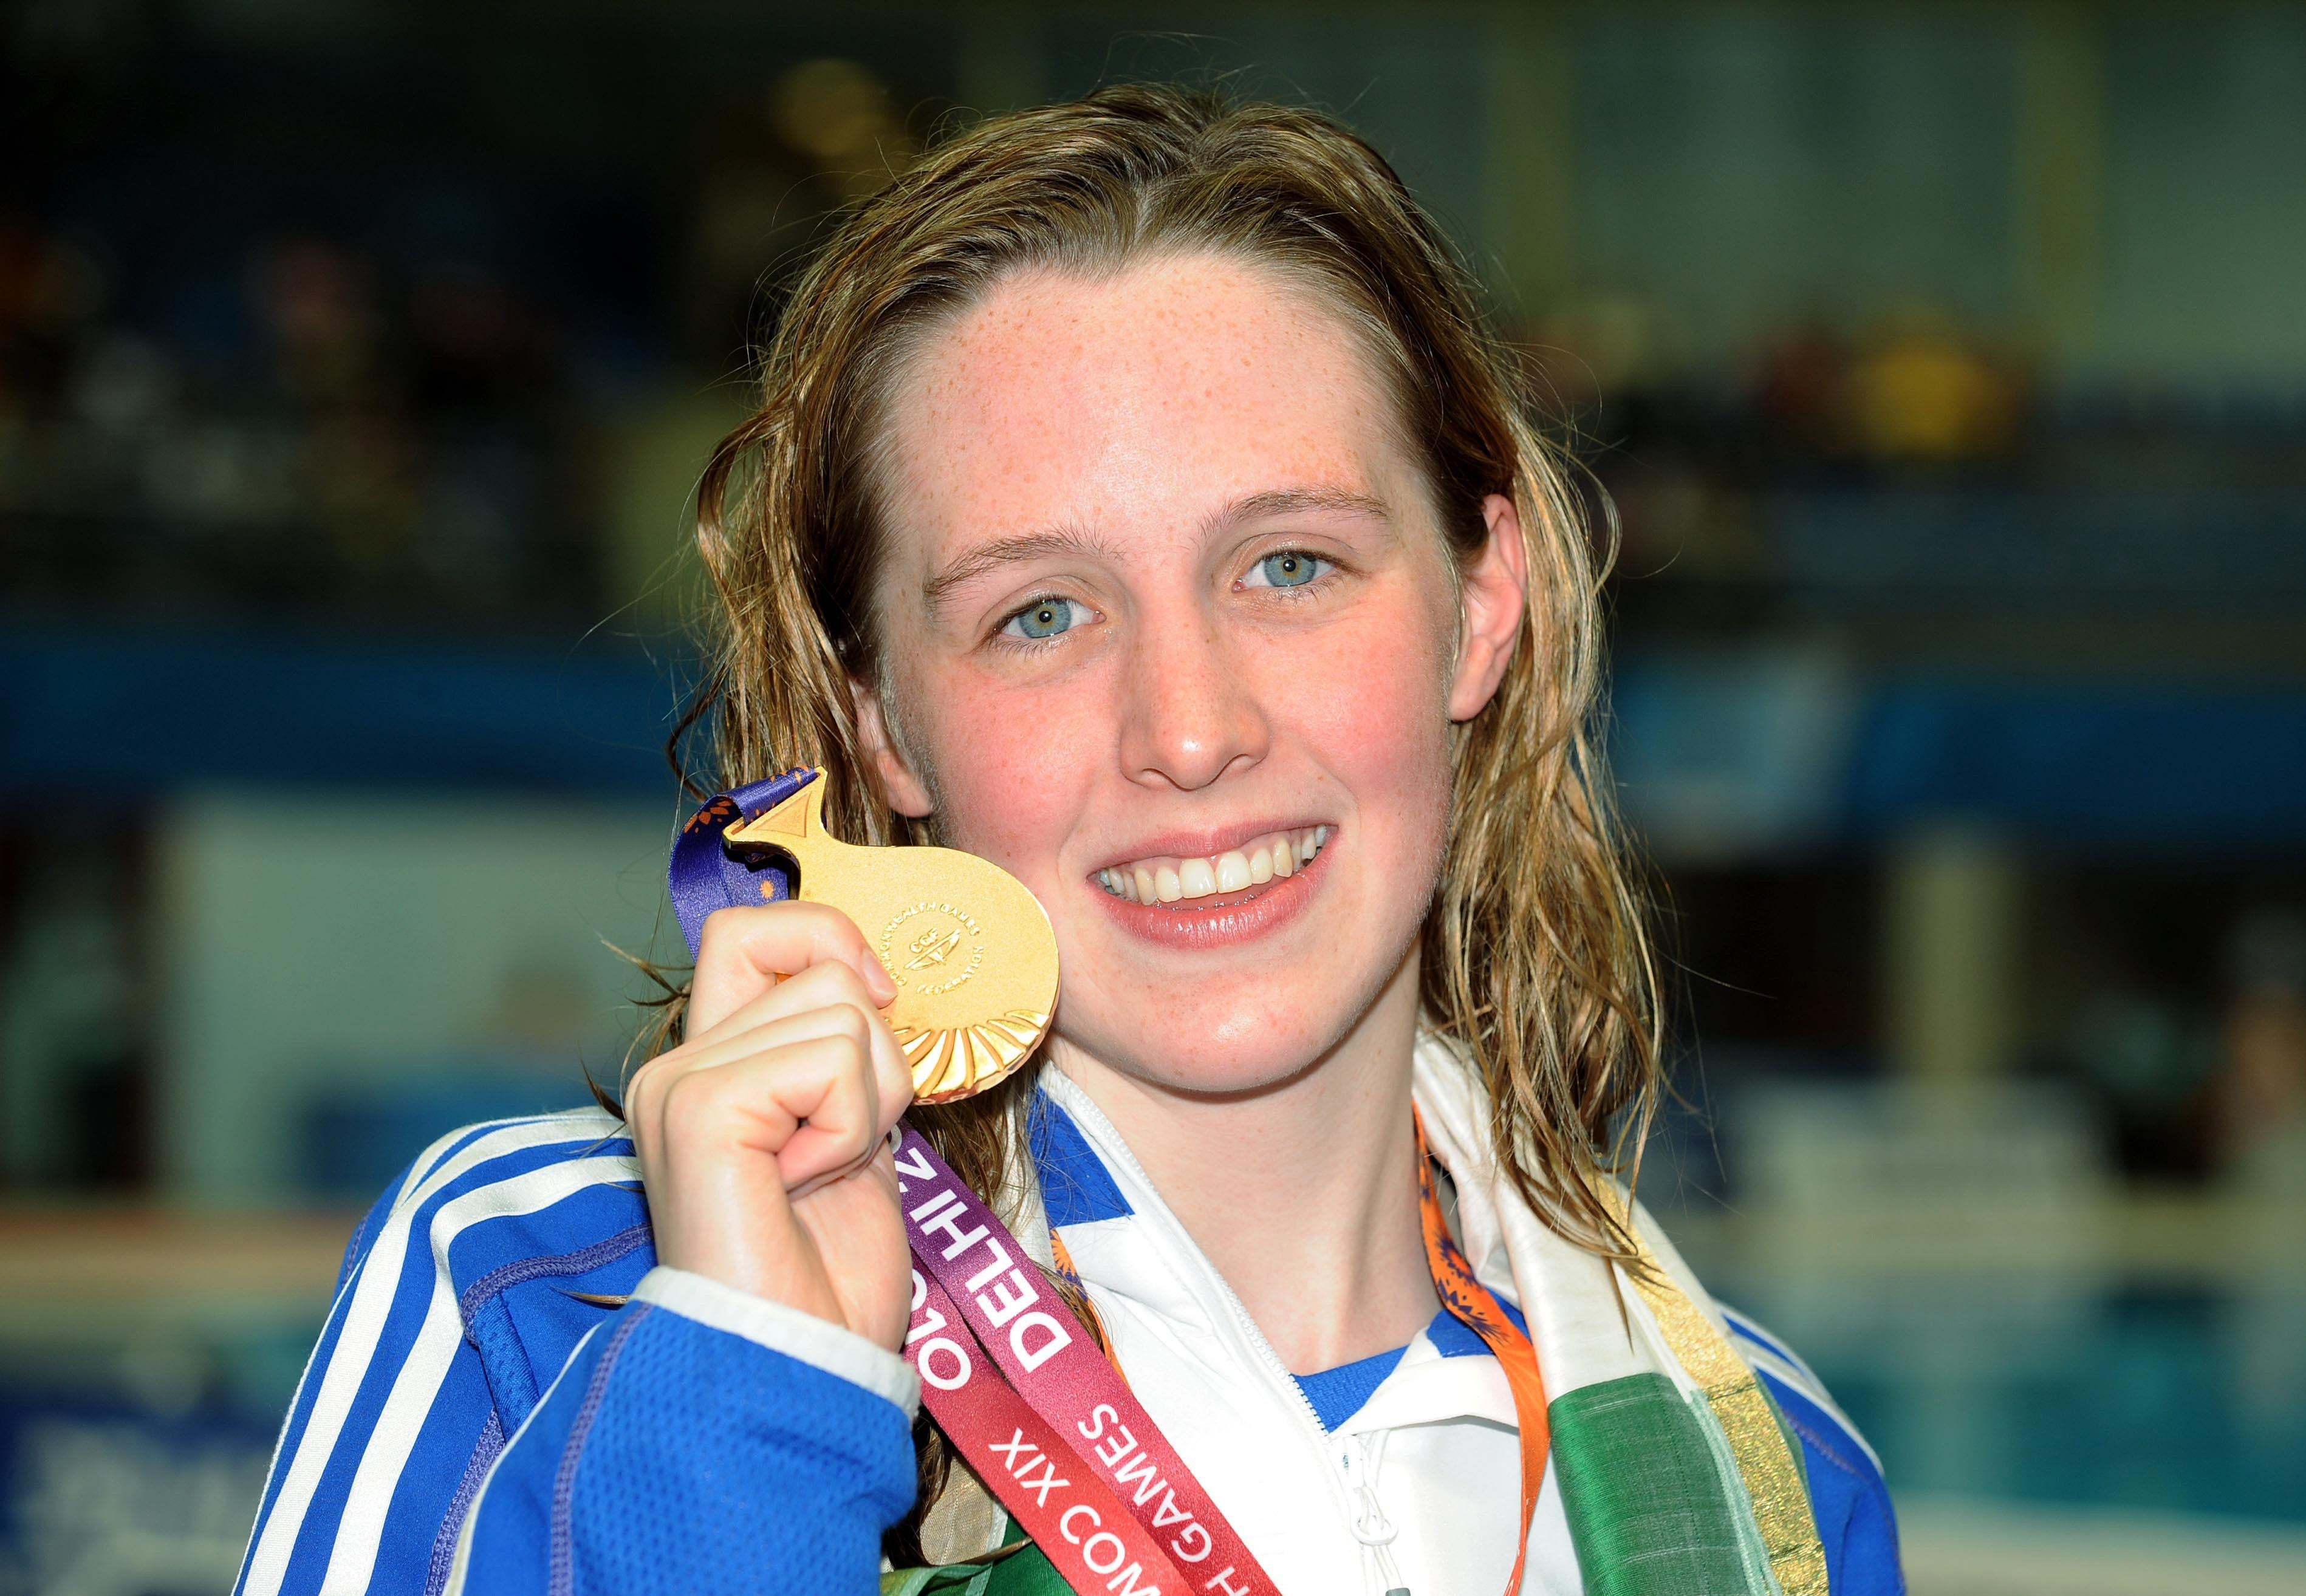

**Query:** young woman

left=236, top=87, right=1900, bottom=1596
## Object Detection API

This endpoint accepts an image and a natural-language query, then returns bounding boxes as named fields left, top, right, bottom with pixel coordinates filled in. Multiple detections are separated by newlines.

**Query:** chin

left=1053, top=979, right=1391, bottom=1101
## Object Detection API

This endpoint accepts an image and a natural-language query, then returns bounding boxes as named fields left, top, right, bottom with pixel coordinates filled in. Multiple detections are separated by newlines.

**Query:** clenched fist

left=627, top=902, right=917, bottom=1349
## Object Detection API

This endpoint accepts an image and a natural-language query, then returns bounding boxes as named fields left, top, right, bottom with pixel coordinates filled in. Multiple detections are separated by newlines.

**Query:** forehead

left=877, top=253, right=1412, bottom=568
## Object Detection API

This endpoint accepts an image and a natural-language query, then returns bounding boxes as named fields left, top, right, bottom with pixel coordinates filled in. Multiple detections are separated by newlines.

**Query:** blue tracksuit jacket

left=232, top=1104, right=1900, bottom=1595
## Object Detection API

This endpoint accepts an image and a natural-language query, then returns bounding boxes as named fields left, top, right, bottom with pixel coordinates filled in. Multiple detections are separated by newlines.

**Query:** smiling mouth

left=1093, top=826, right=1332, bottom=905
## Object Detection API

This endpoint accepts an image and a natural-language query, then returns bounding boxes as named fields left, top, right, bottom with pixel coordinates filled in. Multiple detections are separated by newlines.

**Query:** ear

left=1446, top=493, right=1529, bottom=721
left=850, top=675, right=936, bottom=817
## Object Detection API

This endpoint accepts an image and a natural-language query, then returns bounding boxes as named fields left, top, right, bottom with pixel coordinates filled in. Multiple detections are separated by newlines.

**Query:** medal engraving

left=724, top=771, right=1056, bottom=1103
left=881, top=901, right=985, bottom=996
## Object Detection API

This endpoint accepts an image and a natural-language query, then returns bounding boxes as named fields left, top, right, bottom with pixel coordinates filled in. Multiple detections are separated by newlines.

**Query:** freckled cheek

left=914, top=674, right=1109, bottom=879
left=1262, top=615, right=1456, bottom=822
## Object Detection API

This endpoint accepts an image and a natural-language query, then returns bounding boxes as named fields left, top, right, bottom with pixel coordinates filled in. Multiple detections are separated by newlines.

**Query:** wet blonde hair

left=676, top=80, right=1659, bottom=1307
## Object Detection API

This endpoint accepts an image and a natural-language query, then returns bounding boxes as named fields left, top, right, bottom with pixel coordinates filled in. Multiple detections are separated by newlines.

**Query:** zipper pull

left=1344, top=1431, right=1410, bottom=1595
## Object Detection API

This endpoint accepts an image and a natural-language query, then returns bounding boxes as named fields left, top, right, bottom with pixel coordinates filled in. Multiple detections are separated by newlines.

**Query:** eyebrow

left=919, top=485, right=1392, bottom=617
left=920, top=527, right=1124, bottom=616
left=1207, top=485, right=1392, bottom=534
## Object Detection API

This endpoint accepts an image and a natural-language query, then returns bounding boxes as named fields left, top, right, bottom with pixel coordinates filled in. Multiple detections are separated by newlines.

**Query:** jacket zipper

left=1200, top=1267, right=1407, bottom=1596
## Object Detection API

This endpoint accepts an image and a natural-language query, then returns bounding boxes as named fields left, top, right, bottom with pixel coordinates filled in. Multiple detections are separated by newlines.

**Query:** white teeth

left=1215, top=850, right=1251, bottom=892
left=1100, top=826, right=1331, bottom=904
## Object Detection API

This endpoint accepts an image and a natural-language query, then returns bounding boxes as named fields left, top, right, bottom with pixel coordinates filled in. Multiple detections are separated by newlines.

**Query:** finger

left=686, top=963, right=913, bottom=1124
left=688, top=957, right=886, bottom=1049
left=638, top=997, right=912, bottom=1175
left=630, top=995, right=849, bottom=1167
left=675, top=980, right=914, bottom=1153
left=657, top=1000, right=878, bottom=1090
left=631, top=983, right=852, bottom=1168
left=778, top=1048, right=907, bottom=1196
left=656, top=1032, right=884, bottom=1193
left=692, top=902, right=897, bottom=1035
left=784, top=1150, right=889, bottom=1205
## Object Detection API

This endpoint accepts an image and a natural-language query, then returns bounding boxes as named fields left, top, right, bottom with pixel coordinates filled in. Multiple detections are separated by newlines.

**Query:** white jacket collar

left=1028, top=1062, right=1569, bottom=1594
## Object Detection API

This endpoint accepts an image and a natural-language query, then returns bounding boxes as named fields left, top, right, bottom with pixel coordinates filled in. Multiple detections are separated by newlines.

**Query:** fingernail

left=864, top=957, right=897, bottom=1005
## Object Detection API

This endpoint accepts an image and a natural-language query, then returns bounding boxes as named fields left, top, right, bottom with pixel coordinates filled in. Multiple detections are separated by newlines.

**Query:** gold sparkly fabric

left=1624, top=1237, right=1830, bottom=1596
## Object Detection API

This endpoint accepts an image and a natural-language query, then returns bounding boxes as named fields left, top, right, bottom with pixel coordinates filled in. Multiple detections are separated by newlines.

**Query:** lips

left=1093, top=826, right=1331, bottom=905
left=1087, top=827, right=1332, bottom=952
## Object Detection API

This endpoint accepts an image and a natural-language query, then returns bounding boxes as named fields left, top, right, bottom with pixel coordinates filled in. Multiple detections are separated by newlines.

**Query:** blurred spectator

left=2065, top=991, right=2218, bottom=1182
left=0, top=838, right=147, bottom=1190
left=1845, top=308, right=2025, bottom=465
left=251, top=241, right=381, bottom=412
left=2215, top=907, right=2306, bottom=1195
left=1754, top=320, right=1851, bottom=460
left=1521, top=290, right=1672, bottom=417
left=770, top=58, right=919, bottom=199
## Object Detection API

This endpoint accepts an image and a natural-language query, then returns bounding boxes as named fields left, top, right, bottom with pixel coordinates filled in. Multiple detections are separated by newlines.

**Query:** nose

left=1116, top=607, right=1271, bottom=792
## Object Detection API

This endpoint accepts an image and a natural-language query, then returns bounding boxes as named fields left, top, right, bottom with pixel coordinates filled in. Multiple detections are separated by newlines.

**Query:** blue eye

left=1003, top=596, right=1083, bottom=640
left=1248, top=551, right=1325, bottom=588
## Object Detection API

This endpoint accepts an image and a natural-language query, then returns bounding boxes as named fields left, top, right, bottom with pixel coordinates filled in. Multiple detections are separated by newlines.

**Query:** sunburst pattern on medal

left=896, top=1009, right=1052, bottom=1103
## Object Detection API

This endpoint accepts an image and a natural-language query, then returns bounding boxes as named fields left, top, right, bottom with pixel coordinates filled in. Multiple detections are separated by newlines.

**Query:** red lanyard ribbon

left=896, top=1126, right=1279, bottom=1596
left=908, top=1263, right=1222, bottom=1593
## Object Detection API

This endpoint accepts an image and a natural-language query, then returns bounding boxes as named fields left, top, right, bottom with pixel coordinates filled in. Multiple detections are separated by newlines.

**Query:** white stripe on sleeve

left=316, top=1153, right=643, bottom=1596
left=239, top=1114, right=634, bottom=1596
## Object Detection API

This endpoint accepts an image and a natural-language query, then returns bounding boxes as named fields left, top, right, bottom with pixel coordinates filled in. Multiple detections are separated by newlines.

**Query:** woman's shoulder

left=1714, top=1306, right=1877, bottom=1473
left=1621, top=1201, right=1904, bottom=1589
left=335, top=1106, right=652, bottom=1306
left=1713, top=1303, right=1904, bottom=1592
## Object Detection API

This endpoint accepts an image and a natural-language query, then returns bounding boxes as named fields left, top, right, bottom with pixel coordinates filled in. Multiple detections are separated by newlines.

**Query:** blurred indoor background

left=1, top=2, right=2302, bottom=1592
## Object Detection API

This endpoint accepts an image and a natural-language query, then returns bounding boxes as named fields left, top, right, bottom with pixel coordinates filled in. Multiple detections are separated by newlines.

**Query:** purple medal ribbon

left=668, top=767, right=820, bottom=958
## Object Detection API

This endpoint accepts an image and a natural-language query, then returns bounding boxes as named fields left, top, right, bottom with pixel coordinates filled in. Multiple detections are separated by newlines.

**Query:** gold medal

left=723, top=769, right=1057, bottom=1103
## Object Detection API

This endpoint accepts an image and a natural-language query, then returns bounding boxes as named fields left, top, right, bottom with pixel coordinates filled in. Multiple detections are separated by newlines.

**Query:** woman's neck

left=1049, top=953, right=1438, bottom=1375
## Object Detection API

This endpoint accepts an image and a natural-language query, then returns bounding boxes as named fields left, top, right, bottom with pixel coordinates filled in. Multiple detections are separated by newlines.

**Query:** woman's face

left=861, top=253, right=1524, bottom=1097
